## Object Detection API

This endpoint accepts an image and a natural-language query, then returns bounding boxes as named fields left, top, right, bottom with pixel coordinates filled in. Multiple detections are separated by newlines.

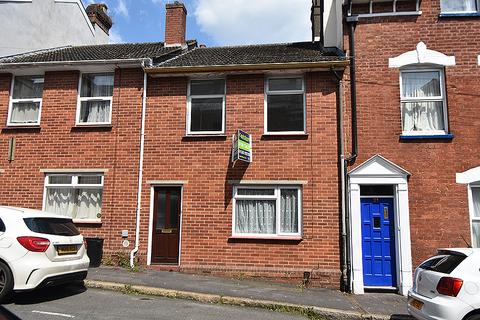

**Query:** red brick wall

left=344, top=0, right=480, bottom=267
left=140, top=72, right=341, bottom=286
left=0, top=68, right=144, bottom=256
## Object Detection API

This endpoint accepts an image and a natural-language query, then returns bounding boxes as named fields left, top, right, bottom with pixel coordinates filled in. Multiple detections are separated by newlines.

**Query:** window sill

left=229, top=235, right=302, bottom=241
left=400, top=133, right=454, bottom=140
left=182, top=134, right=227, bottom=141
left=439, top=12, right=480, bottom=18
left=261, top=133, right=308, bottom=140
left=73, top=219, right=102, bottom=225
left=74, top=124, right=113, bottom=128
left=71, top=125, right=113, bottom=132
left=2, top=125, right=41, bottom=130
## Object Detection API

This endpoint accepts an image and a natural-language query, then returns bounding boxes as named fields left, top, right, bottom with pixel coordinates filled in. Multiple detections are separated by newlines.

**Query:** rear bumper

left=408, top=290, right=472, bottom=320
left=12, top=252, right=90, bottom=291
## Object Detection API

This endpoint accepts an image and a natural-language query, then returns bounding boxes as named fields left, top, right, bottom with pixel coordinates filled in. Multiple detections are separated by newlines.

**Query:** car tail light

left=17, top=237, right=50, bottom=252
left=437, top=277, right=463, bottom=297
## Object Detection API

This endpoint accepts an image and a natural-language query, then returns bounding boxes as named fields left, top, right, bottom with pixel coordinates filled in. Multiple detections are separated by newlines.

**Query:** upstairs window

left=187, top=79, right=225, bottom=134
left=77, top=73, right=114, bottom=125
left=400, top=69, right=447, bottom=135
left=44, top=173, right=103, bottom=221
left=8, top=75, right=44, bottom=126
left=441, top=0, right=479, bottom=13
left=265, top=77, right=305, bottom=134
left=471, top=186, right=480, bottom=248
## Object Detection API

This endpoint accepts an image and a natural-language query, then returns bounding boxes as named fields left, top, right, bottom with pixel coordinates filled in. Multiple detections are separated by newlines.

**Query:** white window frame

left=7, top=75, right=44, bottom=126
left=43, top=173, right=104, bottom=223
left=468, top=184, right=480, bottom=248
left=440, top=0, right=480, bottom=14
left=76, top=73, right=114, bottom=126
left=399, top=68, right=448, bottom=136
left=232, top=185, right=302, bottom=238
left=186, top=78, right=226, bottom=135
left=264, top=76, right=306, bottom=135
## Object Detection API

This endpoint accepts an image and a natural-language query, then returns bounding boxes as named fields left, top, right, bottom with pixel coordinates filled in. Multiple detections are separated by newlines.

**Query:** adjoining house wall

left=344, top=0, right=480, bottom=269
left=0, top=0, right=108, bottom=57
left=0, top=68, right=143, bottom=255
left=140, top=72, right=342, bottom=287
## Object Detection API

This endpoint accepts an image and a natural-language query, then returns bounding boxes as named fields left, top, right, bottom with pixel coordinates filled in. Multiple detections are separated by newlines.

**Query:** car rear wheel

left=466, top=315, right=480, bottom=320
left=0, top=261, right=13, bottom=302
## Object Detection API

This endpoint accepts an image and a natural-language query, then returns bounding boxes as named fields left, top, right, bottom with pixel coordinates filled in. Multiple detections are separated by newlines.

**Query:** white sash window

left=8, top=76, right=44, bottom=126
left=77, top=73, right=114, bottom=125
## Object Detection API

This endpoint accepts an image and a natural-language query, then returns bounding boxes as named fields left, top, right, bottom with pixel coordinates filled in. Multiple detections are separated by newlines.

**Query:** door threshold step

left=147, top=264, right=180, bottom=272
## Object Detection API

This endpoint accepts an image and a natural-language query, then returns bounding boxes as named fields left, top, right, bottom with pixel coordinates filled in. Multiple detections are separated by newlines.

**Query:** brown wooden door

left=152, top=187, right=181, bottom=264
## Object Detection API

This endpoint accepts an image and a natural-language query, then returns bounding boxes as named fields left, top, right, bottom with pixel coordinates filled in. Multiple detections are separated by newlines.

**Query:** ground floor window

left=232, top=186, right=301, bottom=237
left=471, top=186, right=480, bottom=247
left=44, top=173, right=103, bottom=221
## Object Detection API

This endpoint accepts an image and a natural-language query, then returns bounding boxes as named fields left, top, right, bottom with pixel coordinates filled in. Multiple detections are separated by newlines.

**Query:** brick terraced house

left=343, top=0, right=480, bottom=294
left=0, top=1, right=350, bottom=288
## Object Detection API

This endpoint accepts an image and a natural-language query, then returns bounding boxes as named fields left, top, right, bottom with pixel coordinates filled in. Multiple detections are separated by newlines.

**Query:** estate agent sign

left=232, top=130, right=252, bottom=163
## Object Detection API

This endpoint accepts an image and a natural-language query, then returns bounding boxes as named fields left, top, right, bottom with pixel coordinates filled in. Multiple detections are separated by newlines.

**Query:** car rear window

left=419, top=253, right=466, bottom=274
left=23, top=218, right=80, bottom=236
left=0, top=218, right=5, bottom=232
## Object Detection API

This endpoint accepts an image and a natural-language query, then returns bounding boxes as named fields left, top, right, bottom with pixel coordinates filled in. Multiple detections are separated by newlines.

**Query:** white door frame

left=348, top=155, right=413, bottom=296
left=147, top=182, right=185, bottom=266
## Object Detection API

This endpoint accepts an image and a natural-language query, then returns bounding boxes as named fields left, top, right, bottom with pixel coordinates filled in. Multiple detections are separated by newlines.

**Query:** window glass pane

left=280, top=189, right=298, bottom=233
left=419, top=253, right=466, bottom=274
left=267, top=94, right=304, bottom=132
left=402, top=71, right=441, bottom=98
left=76, top=188, right=102, bottom=220
left=156, top=190, right=166, bottom=230
left=268, top=78, right=303, bottom=91
left=46, top=187, right=75, bottom=217
left=78, top=176, right=102, bottom=185
left=23, top=218, right=79, bottom=236
left=401, top=101, right=444, bottom=132
left=80, top=73, right=114, bottom=97
left=10, top=102, right=40, bottom=123
left=473, top=222, right=480, bottom=248
left=79, top=100, right=111, bottom=123
left=235, top=200, right=276, bottom=234
left=190, top=79, right=225, bottom=95
left=441, top=0, right=477, bottom=12
left=190, top=98, right=223, bottom=132
left=170, top=189, right=180, bottom=229
left=360, top=185, right=394, bottom=196
left=237, top=188, right=275, bottom=196
left=49, top=175, right=73, bottom=184
left=12, top=76, right=44, bottom=99
left=472, top=188, right=480, bottom=218
left=0, top=219, right=5, bottom=232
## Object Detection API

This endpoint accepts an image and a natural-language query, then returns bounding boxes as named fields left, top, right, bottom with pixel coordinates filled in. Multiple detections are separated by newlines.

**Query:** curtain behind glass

left=402, top=101, right=444, bottom=131
left=402, top=72, right=441, bottom=98
left=46, top=188, right=75, bottom=218
left=281, top=189, right=298, bottom=233
left=472, top=188, right=480, bottom=218
left=13, top=76, right=44, bottom=99
left=76, top=188, right=102, bottom=220
left=80, top=100, right=110, bottom=123
left=236, top=200, right=276, bottom=234
left=441, top=0, right=477, bottom=12
left=81, top=74, right=114, bottom=97
left=10, top=102, right=40, bottom=123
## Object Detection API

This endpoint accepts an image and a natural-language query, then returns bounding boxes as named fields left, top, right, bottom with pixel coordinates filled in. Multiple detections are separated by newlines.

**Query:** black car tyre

left=0, top=261, right=13, bottom=303
left=466, top=315, right=480, bottom=320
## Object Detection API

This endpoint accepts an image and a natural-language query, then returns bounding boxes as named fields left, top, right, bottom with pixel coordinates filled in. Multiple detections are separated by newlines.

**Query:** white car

left=0, top=206, right=89, bottom=302
left=408, top=248, right=480, bottom=320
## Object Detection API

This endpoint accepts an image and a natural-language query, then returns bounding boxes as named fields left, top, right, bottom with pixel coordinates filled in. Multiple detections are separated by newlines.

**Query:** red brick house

left=0, top=2, right=349, bottom=288
left=343, top=0, right=480, bottom=295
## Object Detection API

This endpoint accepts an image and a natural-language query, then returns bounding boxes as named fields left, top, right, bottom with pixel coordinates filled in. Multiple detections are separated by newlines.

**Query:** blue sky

left=81, top=0, right=311, bottom=46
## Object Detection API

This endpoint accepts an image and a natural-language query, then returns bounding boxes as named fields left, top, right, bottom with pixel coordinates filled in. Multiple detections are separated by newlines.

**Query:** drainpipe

left=345, top=11, right=358, bottom=163
left=130, top=62, right=149, bottom=268
left=331, top=67, right=348, bottom=292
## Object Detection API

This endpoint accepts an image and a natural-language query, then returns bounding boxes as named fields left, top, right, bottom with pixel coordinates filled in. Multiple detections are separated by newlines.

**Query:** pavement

left=86, top=266, right=413, bottom=320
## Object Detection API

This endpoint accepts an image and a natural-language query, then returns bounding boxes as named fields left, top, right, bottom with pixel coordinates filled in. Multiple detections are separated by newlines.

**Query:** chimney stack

left=311, top=0, right=324, bottom=45
left=165, top=1, right=187, bottom=46
left=86, top=4, right=113, bottom=36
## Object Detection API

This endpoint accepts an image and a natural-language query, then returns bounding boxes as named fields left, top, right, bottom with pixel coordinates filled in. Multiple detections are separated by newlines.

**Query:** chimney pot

left=165, top=1, right=187, bottom=46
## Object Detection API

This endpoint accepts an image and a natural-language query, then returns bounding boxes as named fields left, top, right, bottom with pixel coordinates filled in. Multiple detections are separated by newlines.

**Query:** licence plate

left=409, top=298, right=424, bottom=310
left=57, top=245, right=78, bottom=256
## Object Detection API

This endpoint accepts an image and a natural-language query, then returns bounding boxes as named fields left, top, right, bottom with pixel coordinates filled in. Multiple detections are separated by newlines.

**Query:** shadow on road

left=0, top=306, right=22, bottom=320
left=4, top=283, right=87, bottom=306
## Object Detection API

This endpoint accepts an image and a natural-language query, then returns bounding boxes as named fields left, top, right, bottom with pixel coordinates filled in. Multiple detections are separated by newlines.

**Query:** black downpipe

left=346, top=14, right=358, bottom=163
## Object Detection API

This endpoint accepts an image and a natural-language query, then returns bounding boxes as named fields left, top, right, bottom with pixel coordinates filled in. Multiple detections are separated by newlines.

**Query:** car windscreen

left=23, top=218, right=80, bottom=236
left=419, top=253, right=466, bottom=274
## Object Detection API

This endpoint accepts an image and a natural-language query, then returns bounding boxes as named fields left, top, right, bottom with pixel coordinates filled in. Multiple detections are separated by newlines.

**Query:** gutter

left=144, top=60, right=349, bottom=74
left=130, top=63, right=148, bottom=268
left=0, top=58, right=146, bottom=69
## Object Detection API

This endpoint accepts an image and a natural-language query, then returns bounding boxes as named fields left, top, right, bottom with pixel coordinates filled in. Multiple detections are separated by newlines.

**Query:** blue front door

left=361, top=197, right=396, bottom=287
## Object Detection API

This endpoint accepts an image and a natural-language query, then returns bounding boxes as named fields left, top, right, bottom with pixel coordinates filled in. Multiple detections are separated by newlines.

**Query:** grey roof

left=0, top=41, right=197, bottom=64
left=152, top=42, right=346, bottom=68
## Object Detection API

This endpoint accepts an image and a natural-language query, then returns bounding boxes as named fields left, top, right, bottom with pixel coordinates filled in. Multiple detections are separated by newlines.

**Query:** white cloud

left=109, top=29, right=125, bottom=43
left=115, top=0, right=129, bottom=18
left=193, top=0, right=311, bottom=45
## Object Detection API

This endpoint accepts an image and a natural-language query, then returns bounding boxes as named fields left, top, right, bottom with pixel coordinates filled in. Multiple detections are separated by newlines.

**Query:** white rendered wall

left=323, top=0, right=343, bottom=49
left=0, top=0, right=109, bottom=57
